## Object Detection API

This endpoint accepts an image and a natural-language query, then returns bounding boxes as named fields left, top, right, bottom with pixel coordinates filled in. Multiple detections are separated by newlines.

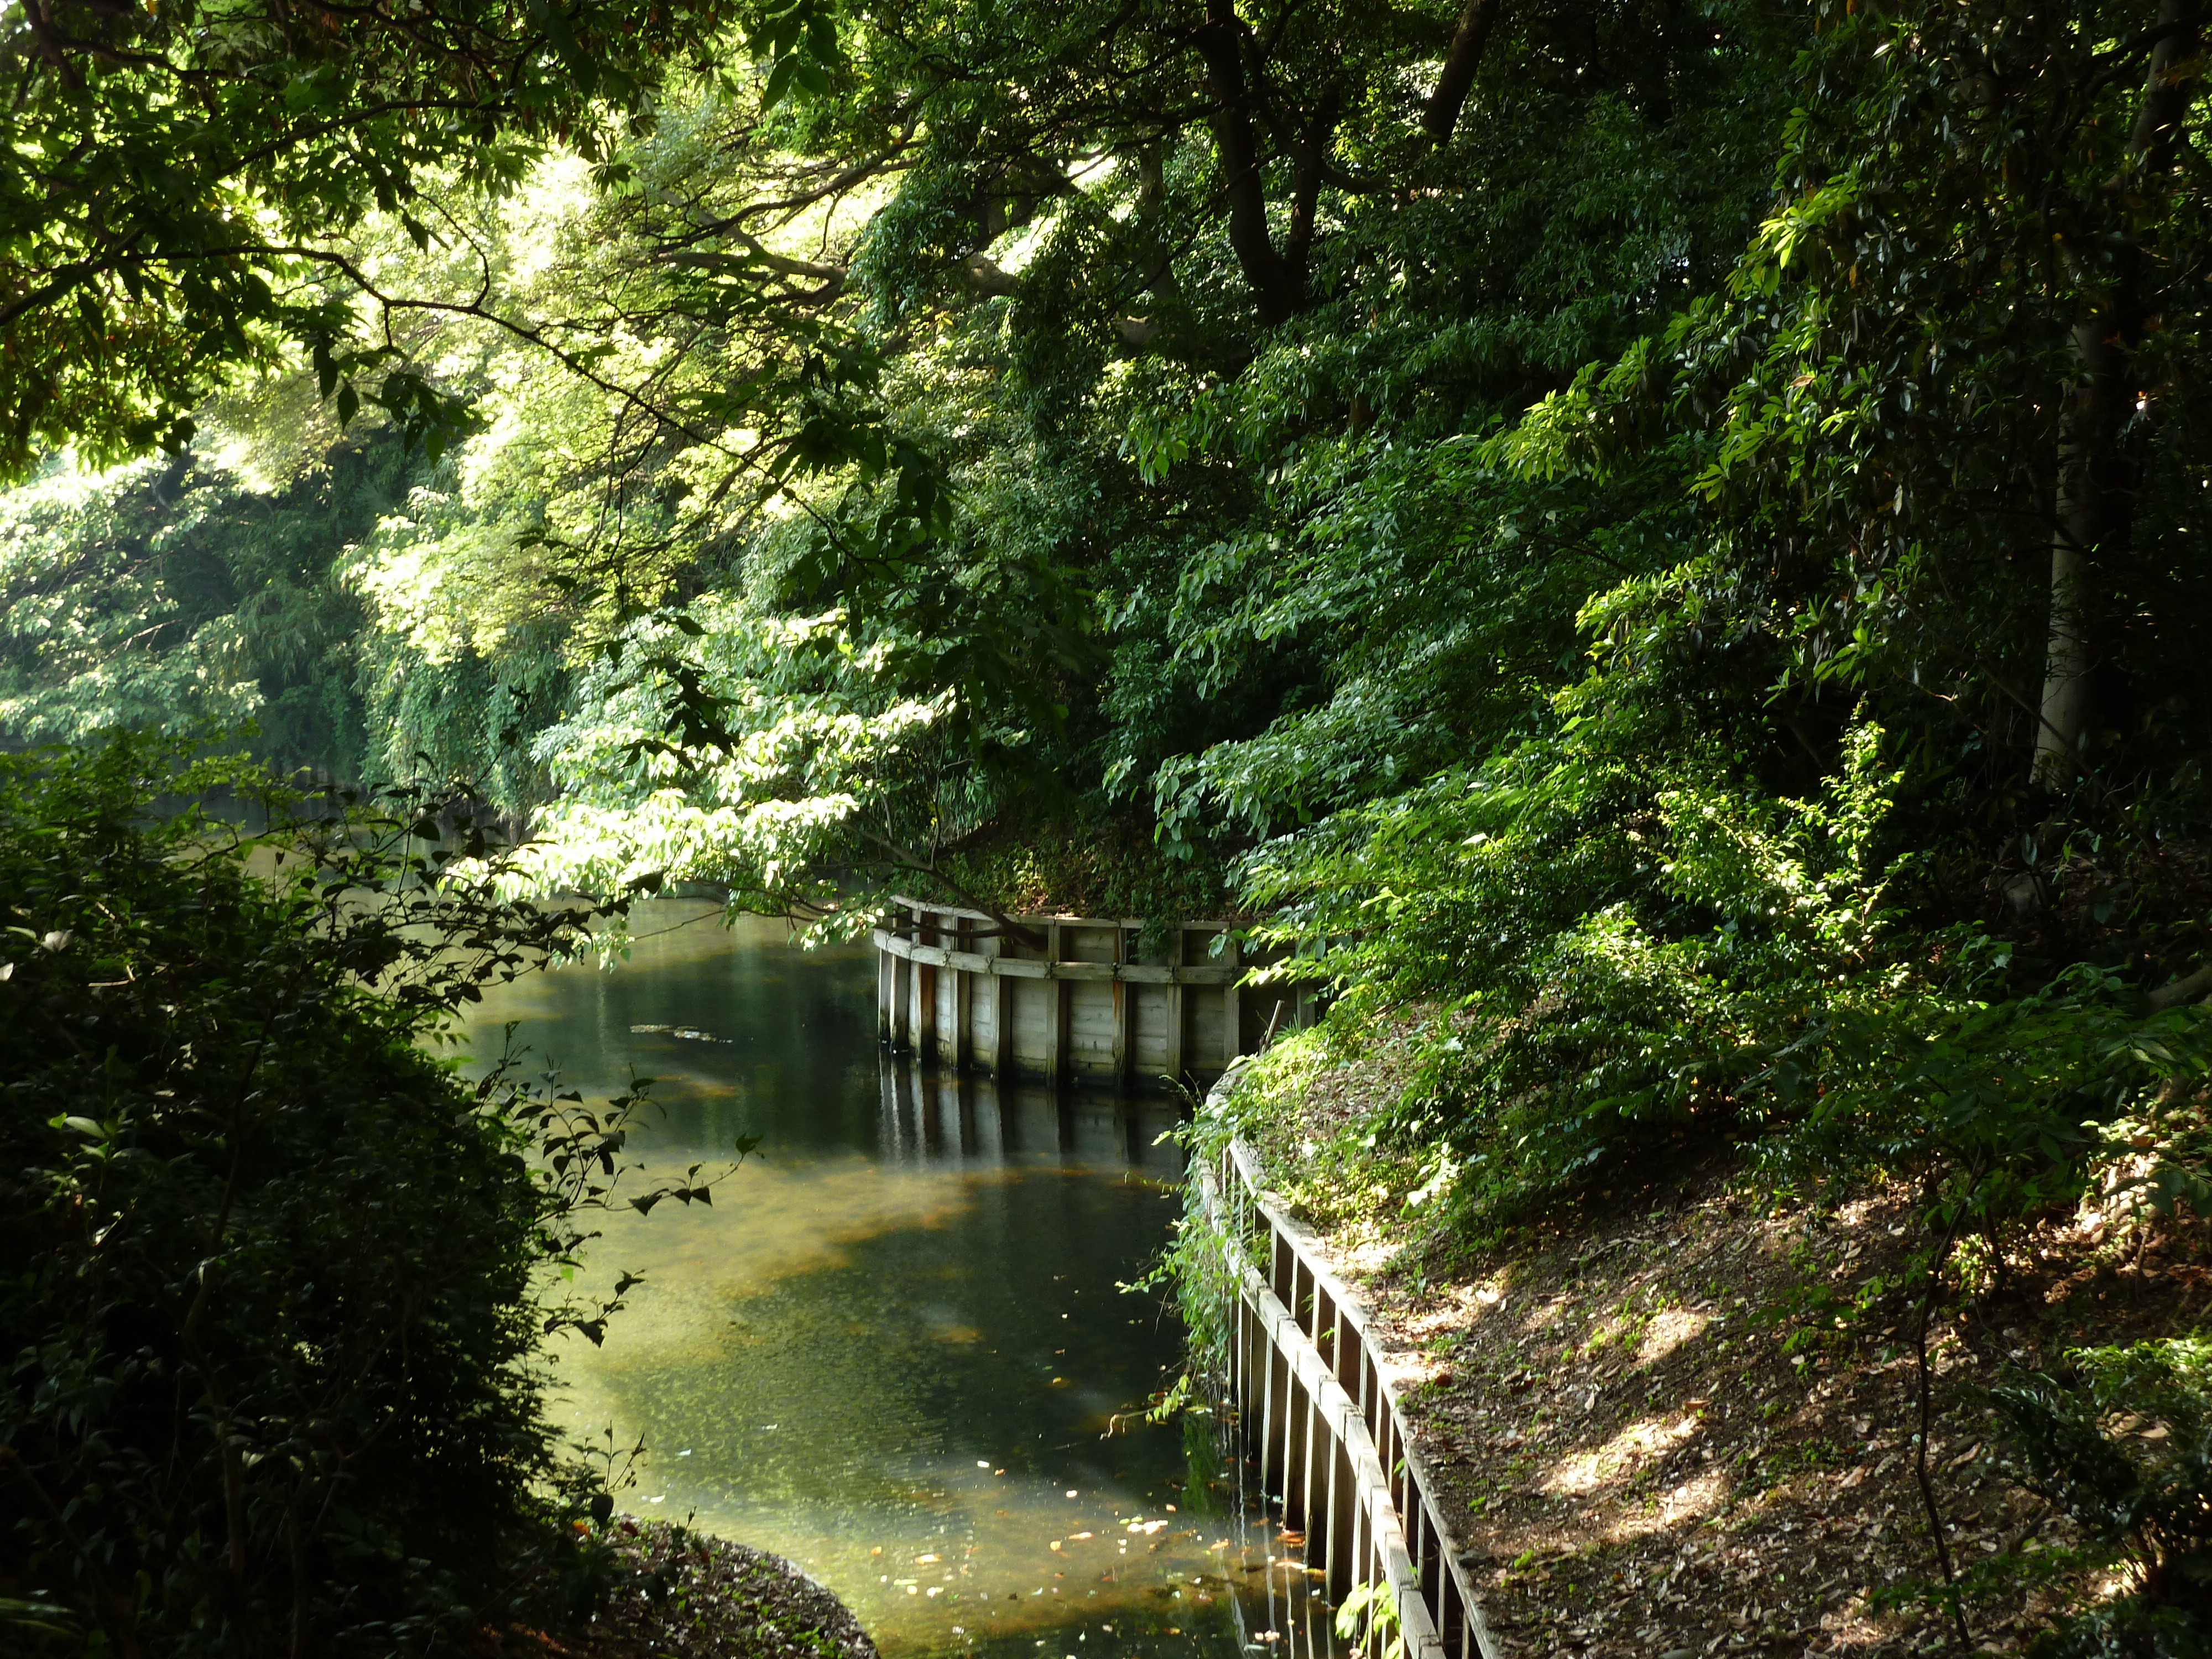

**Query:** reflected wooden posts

left=993, top=1086, right=1021, bottom=1156
left=918, top=1071, right=945, bottom=1157
left=1204, top=1138, right=1501, bottom=1659
left=871, top=896, right=1310, bottom=1093
left=878, top=1048, right=902, bottom=1156
left=954, top=1074, right=980, bottom=1158
left=873, top=1053, right=1190, bottom=1181
left=1043, top=920, right=1066, bottom=1087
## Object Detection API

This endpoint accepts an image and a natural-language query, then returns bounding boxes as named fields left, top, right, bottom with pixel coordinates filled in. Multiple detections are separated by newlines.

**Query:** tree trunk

left=1196, top=0, right=1303, bottom=325
left=2036, top=314, right=2124, bottom=780
left=2034, top=0, right=2197, bottom=782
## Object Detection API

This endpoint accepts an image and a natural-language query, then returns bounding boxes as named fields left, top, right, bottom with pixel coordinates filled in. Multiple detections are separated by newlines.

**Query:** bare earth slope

left=1238, top=1040, right=2206, bottom=1658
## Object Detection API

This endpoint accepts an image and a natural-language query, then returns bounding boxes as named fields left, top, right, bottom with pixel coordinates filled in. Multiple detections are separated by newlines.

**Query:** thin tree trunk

left=2036, top=316, right=2120, bottom=780
left=1283, top=91, right=1341, bottom=277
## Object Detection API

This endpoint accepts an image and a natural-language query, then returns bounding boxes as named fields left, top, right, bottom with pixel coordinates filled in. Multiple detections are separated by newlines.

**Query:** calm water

left=462, top=903, right=1334, bottom=1659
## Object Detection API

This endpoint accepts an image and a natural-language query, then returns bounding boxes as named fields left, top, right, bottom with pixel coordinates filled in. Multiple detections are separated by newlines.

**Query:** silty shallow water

left=460, top=902, right=1337, bottom=1659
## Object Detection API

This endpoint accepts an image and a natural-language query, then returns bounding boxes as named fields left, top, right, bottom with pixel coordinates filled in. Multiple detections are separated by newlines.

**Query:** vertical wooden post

left=991, top=965, right=1014, bottom=1080
left=1234, top=1272, right=1250, bottom=1425
left=1333, top=1305, right=1359, bottom=1392
left=893, top=953, right=912, bottom=1050
left=878, top=947, right=895, bottom=1044
left=914, top=911, right=937, bottom=1063
left=1164, top=928, right=1185, bottom=1087
left=1043, top=921, right=1065, bottom=1087
left=1222, top=932, right=1244, bottom=1067
left=950, top=916, right=973, bottom=1071
left=983, top=925, right=1010, bottom=1078
left=1110, top=925, right=1130, bottom=1092
left=1327, top=1435, right=1355, bottom=1598
left=1260, top=1317, right=1282, bottom=1496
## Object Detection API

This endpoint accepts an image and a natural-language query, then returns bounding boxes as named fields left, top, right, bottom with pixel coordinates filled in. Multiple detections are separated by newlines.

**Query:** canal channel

left=461, top=900, right=1338, bottom=1659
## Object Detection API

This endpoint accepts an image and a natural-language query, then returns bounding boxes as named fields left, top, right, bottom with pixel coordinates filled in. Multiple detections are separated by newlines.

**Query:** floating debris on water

left=627, top=1024, right=729, bottom=1042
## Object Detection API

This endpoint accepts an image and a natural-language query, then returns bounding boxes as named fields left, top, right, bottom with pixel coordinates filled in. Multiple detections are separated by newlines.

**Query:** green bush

left=1993, top=1340, right=2212, bottom=1658
left=0, top=737, right=679, bottom=1655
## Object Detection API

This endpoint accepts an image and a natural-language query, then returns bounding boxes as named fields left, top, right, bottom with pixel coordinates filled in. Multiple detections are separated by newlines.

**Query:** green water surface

left=463, top=903, right=1333, bottom=1659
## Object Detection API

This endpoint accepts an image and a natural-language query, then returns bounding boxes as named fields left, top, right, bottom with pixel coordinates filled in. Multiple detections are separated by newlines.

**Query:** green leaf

left=761, top=55, right=799, bottom=108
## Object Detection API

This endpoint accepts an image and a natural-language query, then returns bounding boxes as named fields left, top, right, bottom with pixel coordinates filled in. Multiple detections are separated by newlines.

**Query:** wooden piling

left=869, top=897, right=1310, bottom=1093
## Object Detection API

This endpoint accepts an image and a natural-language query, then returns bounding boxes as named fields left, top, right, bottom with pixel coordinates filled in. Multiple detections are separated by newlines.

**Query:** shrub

left=1992, top=1340, right=2212, bottom=1658
left=0, top=737, right=681, bottom=1656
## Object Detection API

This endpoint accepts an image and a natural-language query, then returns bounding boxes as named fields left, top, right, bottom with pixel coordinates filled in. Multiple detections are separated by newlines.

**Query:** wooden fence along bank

left=873, top=899, right=1486, bottom=1659
left=1206, top=1124, right=1500, bottom=1659
left=871, top=897, right=1311, bottom=1092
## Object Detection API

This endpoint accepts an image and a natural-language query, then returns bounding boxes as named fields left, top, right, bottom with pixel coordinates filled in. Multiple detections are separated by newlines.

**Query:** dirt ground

left=1238, top=1040, right=2209, bottom=1658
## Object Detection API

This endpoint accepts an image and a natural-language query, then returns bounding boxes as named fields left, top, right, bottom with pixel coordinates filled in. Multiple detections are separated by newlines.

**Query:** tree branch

left=1422, top=0, right=1504, bottom=147
left=959, top=253, right=1022, bottom=298
left=657, top=234, right=848, bottom=304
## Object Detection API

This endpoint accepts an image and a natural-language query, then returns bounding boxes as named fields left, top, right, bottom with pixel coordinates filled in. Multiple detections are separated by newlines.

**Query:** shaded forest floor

left=1238, top=1033, right=2209, bottom=1657
left=471, top=1525, right=877, bottom=1659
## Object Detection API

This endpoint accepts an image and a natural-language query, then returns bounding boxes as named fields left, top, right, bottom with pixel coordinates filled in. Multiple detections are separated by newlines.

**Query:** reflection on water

left=462, top=903, right=1337, bottom=1659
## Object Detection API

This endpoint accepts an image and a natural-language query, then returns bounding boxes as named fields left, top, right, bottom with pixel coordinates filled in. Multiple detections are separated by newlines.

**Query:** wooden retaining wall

left=871, top=896, right=1310, bottom=1091
left=1205, top=1133, right=1499, bottom=1659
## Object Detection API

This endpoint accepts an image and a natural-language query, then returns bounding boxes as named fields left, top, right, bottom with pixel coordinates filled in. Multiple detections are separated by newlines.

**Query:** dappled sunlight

left=1635, top=1308, right=1711, bottom=1367
left=1331, top=1236, right=1404, bottom=1279
left=560, top=1156, right=995, bottom=1360
left=1541, top=1411, right=1702, bottom=1499
left=1517, top=1290, right=1576, bottom=1337
left=1601, top=1467, right=1731, bottom=1543
left=656, top=1460, right=1261, bottom=1656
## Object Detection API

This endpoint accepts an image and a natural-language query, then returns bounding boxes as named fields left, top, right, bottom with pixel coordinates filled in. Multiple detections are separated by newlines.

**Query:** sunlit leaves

left=0, top=0, right=738, bottom=478
left=494, top=601, right=957, bottom=925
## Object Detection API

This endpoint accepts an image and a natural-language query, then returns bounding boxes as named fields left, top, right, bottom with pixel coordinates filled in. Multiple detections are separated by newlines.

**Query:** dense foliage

left=1992, top=1339, right=2212, bottom=1657
left=0, top=0, right=765, bottom=476
left=0, top=739, right=702, bottom=1654
left=7, top=0, right=2212, bottom=1635
left=7, top=0, right=2211, bottom=1127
